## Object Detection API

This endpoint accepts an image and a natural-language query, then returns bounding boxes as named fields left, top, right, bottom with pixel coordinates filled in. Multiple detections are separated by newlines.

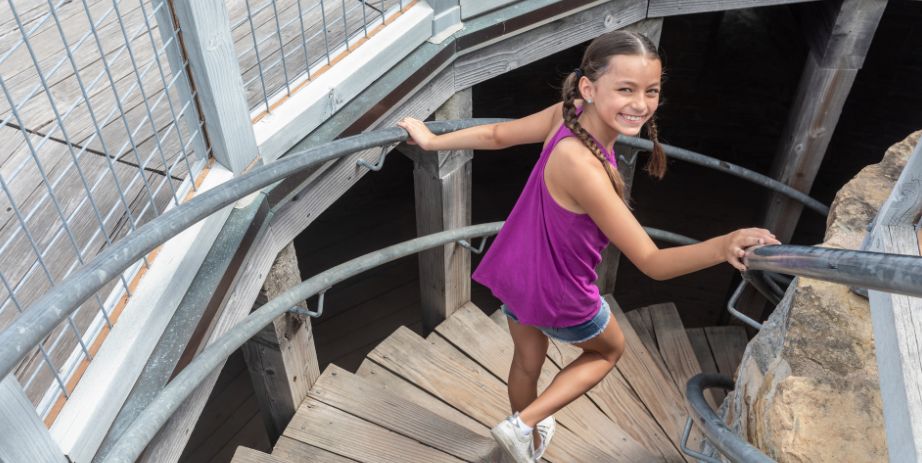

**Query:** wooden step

left=355, top=359, right=488, bottom=437
left=490, top=304, right=685, bottom=462
left=684, top=328, right=725, bottom=404
left=367, top=326, right=622, bottom=462
left=703, top=326, right=748, bottom=379
left=232, top=447, right=291, bottom=463
left=308, top=364, right=496, bottom=461
left=281, top=396, right=465, bottom=462
left=606, top=296, right=692, bottom=461
left=273, top=435, right=357, bottom=462
left=432, top=303, right=657, bottom=461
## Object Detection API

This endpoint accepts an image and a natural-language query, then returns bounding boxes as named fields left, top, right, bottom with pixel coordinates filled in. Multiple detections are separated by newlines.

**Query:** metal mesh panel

left=228, top=0, right=406, bottom=114
left=0, top=0, right=210, bottom=420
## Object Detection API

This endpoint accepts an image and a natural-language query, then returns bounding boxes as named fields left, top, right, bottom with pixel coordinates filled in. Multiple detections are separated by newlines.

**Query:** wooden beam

left=169, top=0, right=258, bottom=173
left=0, top=376, right=67, bottom=463
left=648, top=0, right=813, bottom=17
left=408, top=89, right=473, bottom=332
left=869, top=225, right=922, bottom=463
left=867, top=139, right=922, bottom=462
left=762, top=0, right=886, bottom=242
left=596, top=18, right=663, bottom=294
left=242, top=242, right=320, bottom=444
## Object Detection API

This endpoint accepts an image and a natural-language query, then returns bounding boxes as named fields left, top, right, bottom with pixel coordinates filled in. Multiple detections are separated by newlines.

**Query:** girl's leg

left=517, top=316, right=625, bottom=428
left=507, top=318, right=549, bottom=414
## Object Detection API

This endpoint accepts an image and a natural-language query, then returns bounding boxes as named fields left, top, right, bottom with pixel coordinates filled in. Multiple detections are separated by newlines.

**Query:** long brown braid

left=560, top=31, right=667, bottom=201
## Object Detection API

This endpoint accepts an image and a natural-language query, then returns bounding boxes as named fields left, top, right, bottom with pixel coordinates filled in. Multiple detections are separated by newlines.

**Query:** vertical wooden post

left=762, top=0, right=886, bottom=242
left=408, top=89, right=473, bottom=332
left=0, top=376, right=67, bottom=462
left=867, top=140, right=922, bottom=462
left=169, top=0, right=259, bottom=173
left=429, top=0, right=462, bottom=39
left=595, top=18, right=663, bottom=294
left=242, top=242, right=320, bottom=444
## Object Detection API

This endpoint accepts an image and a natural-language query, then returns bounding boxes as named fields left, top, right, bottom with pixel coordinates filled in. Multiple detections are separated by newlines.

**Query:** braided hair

left=561, top=30, right=667, bottom=201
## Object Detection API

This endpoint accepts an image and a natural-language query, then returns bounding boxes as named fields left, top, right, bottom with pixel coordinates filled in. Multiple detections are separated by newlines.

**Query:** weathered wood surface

left=355, top=358, right=488, bottom=436
left=606, top=296, right=691, bottom=461
left=285, top=396, right=466, bottom=462
left=647, top=0, right=812, bottom=17
left=648, top=304, right=719, bottom=409
left=703, top=325, right=748, bottom=379
left=869, top=225, right=922, bottom=462
left=685, top=327, right=725, bottom=404
left=242, top=242, right=319, bottom=444
left=272, top=435, right=356, bottom=463
left=432, top=303, right=656, bottom=461
left=490, top=305, right=683, bottom=462
left=411, top=89, right=472, bottom=332
left=368, top=326, right=621, bottom=462
left=0, top=375, right=67, bottom=463
left=309, top=364, right=496, bottom=461
left=231, top=446, right=290, bottom=463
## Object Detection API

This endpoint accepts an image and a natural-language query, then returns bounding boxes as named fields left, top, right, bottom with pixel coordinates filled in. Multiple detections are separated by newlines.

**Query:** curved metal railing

left=0, top=117, right=838, bottom=461
left=684, top=373, right=775, bottom=463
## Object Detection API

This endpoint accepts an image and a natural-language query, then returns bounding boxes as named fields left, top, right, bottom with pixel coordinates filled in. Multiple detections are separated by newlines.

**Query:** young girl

left=397, top=30, right=779, bottom=462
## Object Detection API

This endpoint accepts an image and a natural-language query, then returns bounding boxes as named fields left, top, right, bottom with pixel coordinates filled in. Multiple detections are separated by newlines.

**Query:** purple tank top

left=472, top=122, right=616, bottom=327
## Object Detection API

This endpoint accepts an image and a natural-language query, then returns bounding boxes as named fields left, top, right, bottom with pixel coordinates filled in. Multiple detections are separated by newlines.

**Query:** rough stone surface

left=722, top=130, right=921, bottom=462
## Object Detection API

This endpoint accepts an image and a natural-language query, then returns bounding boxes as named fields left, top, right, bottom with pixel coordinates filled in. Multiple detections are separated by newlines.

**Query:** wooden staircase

left=231, top=296, right=748, bottom=462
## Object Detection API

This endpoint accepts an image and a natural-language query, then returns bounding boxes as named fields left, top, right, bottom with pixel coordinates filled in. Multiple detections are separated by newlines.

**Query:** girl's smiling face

left=580, top=54, right=662, bottom=138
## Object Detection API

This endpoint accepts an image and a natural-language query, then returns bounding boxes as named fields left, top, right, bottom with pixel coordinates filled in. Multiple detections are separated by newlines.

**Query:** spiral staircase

left=230, top=296, right=748, bottom=463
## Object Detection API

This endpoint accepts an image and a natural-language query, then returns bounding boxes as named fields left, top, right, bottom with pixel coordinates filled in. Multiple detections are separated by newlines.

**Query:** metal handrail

left=618, top=136, right=829, bottom=216
left=744, top=244, right=922, bottom=299
left=685, top=373, right=775, bottom=463
left=101, top=223, right=503, bottom=462
left=0, top=118, right=504, bottom=383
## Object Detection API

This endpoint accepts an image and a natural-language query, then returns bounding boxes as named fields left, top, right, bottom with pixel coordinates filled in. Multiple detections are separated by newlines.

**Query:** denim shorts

left=501, top=297, right=611, bottom=344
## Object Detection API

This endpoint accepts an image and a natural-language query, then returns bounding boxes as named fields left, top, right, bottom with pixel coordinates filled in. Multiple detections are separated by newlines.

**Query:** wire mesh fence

left=228, top=0, right=408, bottom=115
left=0, top=0, right=209, bottom=420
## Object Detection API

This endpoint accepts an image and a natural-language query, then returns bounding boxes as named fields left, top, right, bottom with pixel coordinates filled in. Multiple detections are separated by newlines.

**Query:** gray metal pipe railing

left=618, top=136, right=829, bottom=216
left=744, top=244, right=922, bottom=299
left=0, top=119, right=504, bottom=383
left=685, top=373, right=775, bottom=463
left=101, top=223, right=503, bottom=463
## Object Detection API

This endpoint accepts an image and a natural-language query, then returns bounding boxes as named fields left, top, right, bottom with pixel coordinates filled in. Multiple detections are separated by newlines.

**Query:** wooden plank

left=0, top=375, right=67, bottom=463
left=490, top=305, right=684, bottom=462
left=231, top=446, right=289, bottom=463
left=413, top=89, right=472, bottom=332
left=170, top=0, right=258, bottom=173
left=355, top=359, right=488, bottom=437
left=242, top=242, right=320, bottom=444
left=647, top=304, right=719, bottom=409
left=626, top=307, right=659, bottom=359
left=284, top=396, right=465, bottom=462
left=272, top=435, right=357, bottom=463
left=452, top=0, right=647, bottom=92
left=684, top=328, right=725, bottom=404
left=368, top=326, right=622, bottom=462
left=309, top=364, right=496, bottom=461
left=647, top=0, right=811, bottom=17
left=606, top=296, right=691, bottom=461
left=703, top=326, right=748, bottom=379
left=869, top=225, right=922, bottom=462
left=432, top=303, right=655, bottom=461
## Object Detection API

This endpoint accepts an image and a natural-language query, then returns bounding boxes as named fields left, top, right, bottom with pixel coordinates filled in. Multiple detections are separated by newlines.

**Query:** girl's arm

left=397, top=102, right=563, bottom=151
left=551, top=142, right=780, bottom=280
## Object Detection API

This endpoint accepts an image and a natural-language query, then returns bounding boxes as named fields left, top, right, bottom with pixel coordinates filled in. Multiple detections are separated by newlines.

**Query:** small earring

left=587, top=98, right=593, bottom=104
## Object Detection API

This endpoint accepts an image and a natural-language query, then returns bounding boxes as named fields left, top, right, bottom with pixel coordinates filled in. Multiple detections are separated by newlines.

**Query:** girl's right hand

left=722, top=228, right=781, bottom=271
left=397, top=117, right=437, bottom=150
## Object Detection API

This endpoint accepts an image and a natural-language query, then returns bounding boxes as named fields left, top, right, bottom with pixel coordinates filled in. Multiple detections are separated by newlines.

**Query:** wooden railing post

left=169, top=0, right=259, bottom=173
left=407, top=89, right=473, bottom=332
left=0, top=376, right=67, bottom=462
left=867, top=139, right=922, bottom=462
left=242, top=242, right=320, bottom=444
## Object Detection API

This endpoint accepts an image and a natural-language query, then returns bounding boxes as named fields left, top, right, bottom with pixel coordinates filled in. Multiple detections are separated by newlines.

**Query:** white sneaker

left=534, top=415, right=556, bottom=460
left=491, top=413, right=535, bottom=462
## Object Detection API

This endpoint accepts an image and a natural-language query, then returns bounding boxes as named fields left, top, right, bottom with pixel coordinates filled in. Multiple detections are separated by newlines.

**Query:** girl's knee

left=511, top=352, right=546, bottom=379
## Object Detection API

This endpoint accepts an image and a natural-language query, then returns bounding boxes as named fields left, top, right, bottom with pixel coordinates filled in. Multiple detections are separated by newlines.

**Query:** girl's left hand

left=397, top=117, right=437, bottom=150
left=722, top=228, right=781, bottom=271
